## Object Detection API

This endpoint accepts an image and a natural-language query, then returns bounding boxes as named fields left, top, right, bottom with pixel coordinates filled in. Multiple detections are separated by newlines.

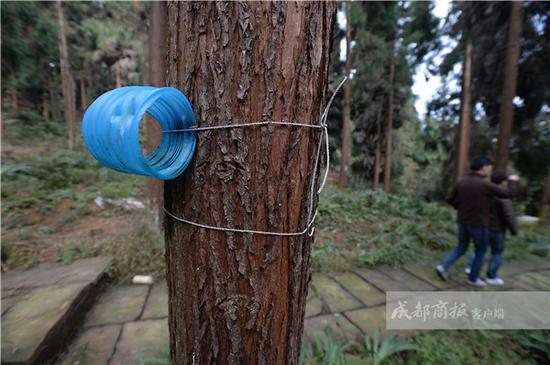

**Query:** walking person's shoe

left=465, top=278, right=487, bottom=287
left=436, top=265, right=448, bottom=281
left=464, top=266, right=471, bottom=275
left=485, top=277, right=504, bottom=286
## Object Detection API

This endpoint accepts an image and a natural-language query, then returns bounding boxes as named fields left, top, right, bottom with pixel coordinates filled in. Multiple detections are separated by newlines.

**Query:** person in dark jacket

left=435, top=156, right=518, bottom=287
left=463, top=172, right=518, bottom=285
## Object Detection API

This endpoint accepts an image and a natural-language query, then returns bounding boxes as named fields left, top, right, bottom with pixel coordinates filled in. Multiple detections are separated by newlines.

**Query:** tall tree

left=147, top=0, right=167, bottom=222
left=339, top=2, right=352, bottom=189
left=164, top=2, right=336, bottom=364
left=455, top=40, right=473, bottom=181
left=56, top=0, right=76, bottom=149
left=373, top=107, right=382, bottom=189
left=494, top=1, right=523, bottom=172
left=383, top=44, right=395, bottom=193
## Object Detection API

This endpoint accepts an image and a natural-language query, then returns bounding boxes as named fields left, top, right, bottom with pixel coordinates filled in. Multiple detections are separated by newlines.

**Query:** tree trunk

left=115, top=62, right=122, bottom=88
left=383, top=47, right=395, bottom=193
left=455, top=40, right=473, bottom=181
left=56, top=0, right=75, bottom=149
left=42, top=94, right=50, bottom=120
left=494, top=1, right=523, bottom=172
left=10, top=83, right=18, bottom=112
left=338, top=2, right=352, bottom=189
left=164, top=2, right=336, bottom=364
left=80, top=63, right=88, bottom=112
left=147, top=0, right=167, bottom=225
left=373, top=108, right=382, bottom=190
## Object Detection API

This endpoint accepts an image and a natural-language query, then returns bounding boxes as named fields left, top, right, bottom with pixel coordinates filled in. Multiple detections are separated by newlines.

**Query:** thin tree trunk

left=80, top=63, right=88, bottom=112
left=373, top=107, right=382, bottom=190
left=115, top=62, right=122, bottom=88
left=494, top=1, right=523, bottom=172
left=42, top=94, right=50, bottom=120
left=164, top=2, right=336, bottom=364
left=10, top=83, right=18, bottom=112
left=338, top=2, right=352, bottom=189
left=383, top=47, right=395, bottom=193
left=455, top=40, right=473, bottom=181
left=147, top=0, right=167, bottom=226
left=56, top=0, right=75, bottom=149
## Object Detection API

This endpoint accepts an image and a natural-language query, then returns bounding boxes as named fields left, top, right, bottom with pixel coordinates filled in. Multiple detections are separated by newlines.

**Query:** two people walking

left=436, top=156, right=518, bottom=287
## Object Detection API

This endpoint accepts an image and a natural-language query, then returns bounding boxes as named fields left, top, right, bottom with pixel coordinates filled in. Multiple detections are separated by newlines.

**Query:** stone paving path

left=60, top=254, right=549, bottom=365
left=1, top=257, right=112, bottom=365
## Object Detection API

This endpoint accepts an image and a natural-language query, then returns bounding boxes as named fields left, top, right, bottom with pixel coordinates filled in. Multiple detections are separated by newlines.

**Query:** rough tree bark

left=56, top=0, right=76, bottom=149
left=338, top=2, right=352, bottom=189
left=373, top=107, right=382, bottom=190
left=494, top=1, right=523, bottom=172
left=383, top=47, right=395, bottom=193
left=455, top=40, right=473, bottom=182
left=146, top=0, right=167, bottom=223
left=164, top=2, right=336, bottom=364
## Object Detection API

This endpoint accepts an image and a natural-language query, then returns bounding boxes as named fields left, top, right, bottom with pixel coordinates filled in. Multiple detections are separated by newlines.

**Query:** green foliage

left=56, top=344, right=89, bottom=365
left=137, top=347, right=170, bottom=365
left=509, top=330, right=550, bottom=364
left=2, top=110, right=65, bottom=141
left=313, top=187, right=456, bottom=270
left=300, top=328, right=416, bottom=365
left=301, top=328, right=354, bottom=365
left=359, top=329, right=417, bottom=365
left=104, top=217, right=166, bottom=283
left=56, top=242, right=97, bottom=264
left=1, top=148, right=143, bottom=218
left=400, top=330, right=546, bottom=365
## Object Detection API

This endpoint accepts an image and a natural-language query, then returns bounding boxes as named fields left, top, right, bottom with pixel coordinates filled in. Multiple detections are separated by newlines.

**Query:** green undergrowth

left=313, top=187, right=549, bottom=271
left=300, top=328, right=550, bottom=365
left=1, top=147, right=143, bottom=224
left=106, top=329, right=550, bottom=365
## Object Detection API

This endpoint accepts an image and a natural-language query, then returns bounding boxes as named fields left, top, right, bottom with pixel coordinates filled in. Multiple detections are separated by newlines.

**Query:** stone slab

left=353, top=268, right=411, bottom=292
left=404, top=263, right=466, bottom=289
left=84, top=285, right=149, bottom=327
left=310, top=274, right=362, bottom=313
left=524, top=271, right=550, bottom=287
left=1, top=256, right=112, bottom=290
left=109, top=319, right=169, bottom=365
left=1, top=257, right=111, bottom=365
left=344, top=306, right=386, bottom=337
left=1, top=291, right=26, bottom=316
left=141, top=282, right=168, bottom=319
left=376, top=267, right=436, bottom=291
left=513, top=273, right=550, bottom=290
left=1, top=283, right=87, bottom=364
left=304, top=313, right=362, bottom=342
left=60, top=324, right=121, bottom=365
left=329, top=272, right=386, bottom=307
left=305, top=296, right=324, bottom=318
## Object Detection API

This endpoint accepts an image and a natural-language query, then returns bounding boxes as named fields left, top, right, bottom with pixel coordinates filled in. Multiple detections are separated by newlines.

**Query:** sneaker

left=465, top=278, right=487, bottom=287
left=436, top=265, right=448, bottom=281
left=485, top=277, right=504, bottom=286
left=464, top=267, right=471, bottom=275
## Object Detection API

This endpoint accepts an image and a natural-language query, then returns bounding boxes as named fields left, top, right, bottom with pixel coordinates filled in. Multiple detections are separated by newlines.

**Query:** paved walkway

left=1, top=255, right=548, bottom=364
left=61, top=255, right=549, bottom=364
left=1, top=257, right=112, bottom=365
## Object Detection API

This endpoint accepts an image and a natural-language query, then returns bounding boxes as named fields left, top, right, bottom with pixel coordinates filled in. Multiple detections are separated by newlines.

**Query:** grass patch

left=1, top=148, right=143, bottom=222
left=300, top=329, right=550, bottom=365
left=313, top=187, right=549, bottom=271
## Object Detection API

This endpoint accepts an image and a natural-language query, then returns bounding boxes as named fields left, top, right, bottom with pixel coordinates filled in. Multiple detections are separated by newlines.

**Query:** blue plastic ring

left=82, top=86, right=196, bottom=180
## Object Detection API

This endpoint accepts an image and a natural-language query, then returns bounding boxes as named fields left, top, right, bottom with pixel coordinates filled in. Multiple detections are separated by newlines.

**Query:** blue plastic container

left=82, top=86, right=196, bottom=180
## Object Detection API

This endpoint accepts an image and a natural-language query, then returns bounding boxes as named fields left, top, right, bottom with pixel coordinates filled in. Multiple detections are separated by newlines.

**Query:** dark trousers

left=441, top=224, right=489, bottom=282
left=466, top=229, right=505, bottom=279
